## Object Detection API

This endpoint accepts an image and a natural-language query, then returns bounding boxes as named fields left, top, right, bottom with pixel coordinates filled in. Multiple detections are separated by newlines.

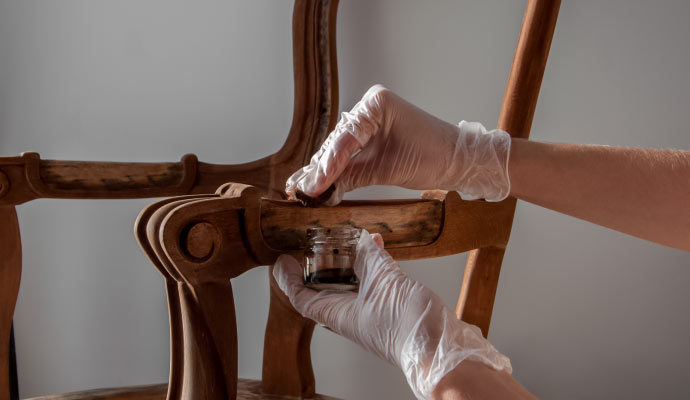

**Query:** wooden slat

left=39, top=161, right=183, bottom=192
left=455, top=0, right=561, bottom=337
left=154, top=188, right=515, bottom=273
left=260, top=198, right=443, bottom=250
left=257, top=193, right=515, bottom=263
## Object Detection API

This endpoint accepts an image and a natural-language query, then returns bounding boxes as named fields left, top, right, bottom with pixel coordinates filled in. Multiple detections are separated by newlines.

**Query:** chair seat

left=26, top=379, right=341, bottom=400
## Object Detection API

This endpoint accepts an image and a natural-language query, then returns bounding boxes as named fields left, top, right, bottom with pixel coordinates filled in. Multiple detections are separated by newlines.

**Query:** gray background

left=2, top=0, right=690, bottom=398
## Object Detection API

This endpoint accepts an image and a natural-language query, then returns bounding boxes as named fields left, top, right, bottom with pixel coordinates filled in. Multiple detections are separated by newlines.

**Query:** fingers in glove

left=286, top=85, right=391, bottom=202
left=285, top=132, right=361, bottom=202
left=273, top=254, right=358, bottom=331
left=273, top=254, right=318, bottom=316
left=371, top=232, right=384, bottom=248
left=301, top=290, right=358, bottom=334
left=354, top=230, right=403, bottom=294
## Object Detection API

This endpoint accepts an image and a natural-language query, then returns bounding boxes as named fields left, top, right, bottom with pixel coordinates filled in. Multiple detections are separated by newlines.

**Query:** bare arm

left=509, top=139, right=690, bottom=251
left=432, top=141, right=690, bottom=399
left=431, top=361, right=537, bottom=400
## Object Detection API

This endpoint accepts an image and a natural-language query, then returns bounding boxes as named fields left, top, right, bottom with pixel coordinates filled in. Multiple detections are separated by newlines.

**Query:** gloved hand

left=273, top=230, right=512, bottom=400
left=286, top=85, right=512, bottom=205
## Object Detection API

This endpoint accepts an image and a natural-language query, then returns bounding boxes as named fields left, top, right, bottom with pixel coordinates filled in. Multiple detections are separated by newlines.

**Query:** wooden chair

left=0, top=0, right=560, bottom=398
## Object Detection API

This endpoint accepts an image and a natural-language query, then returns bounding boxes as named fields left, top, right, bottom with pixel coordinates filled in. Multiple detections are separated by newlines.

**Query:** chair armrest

left=136, top=183, right=515, bottom=400
left=156, top=184, right=516, bottom=282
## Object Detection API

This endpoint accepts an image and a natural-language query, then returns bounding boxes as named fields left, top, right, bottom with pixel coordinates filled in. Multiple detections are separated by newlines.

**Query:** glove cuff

left=449, top=121, right=512, bottom=202
left=400, top=307, right=512, bottom=400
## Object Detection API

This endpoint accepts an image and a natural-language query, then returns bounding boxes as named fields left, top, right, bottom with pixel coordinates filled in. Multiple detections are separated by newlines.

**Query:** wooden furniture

left=1, top=0, right=560, bottom=398
left=136, top=1, right=561, bottom=399
left=1, top=1, right=339, bottom=398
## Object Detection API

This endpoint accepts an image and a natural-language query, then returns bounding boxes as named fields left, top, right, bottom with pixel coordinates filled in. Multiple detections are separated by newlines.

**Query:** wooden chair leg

left=175, top=281, right=238, bottom=400
left=1, top=206, right=21, bottom=400
left=139, top=192, right=258, bottom=400
left=135, top=195, right=218, bottom=400
left=456, top=0, right=561, bottom=336
left=261, top=266, right=316, bottom=398
left=456, top=247, right=507, bottom=337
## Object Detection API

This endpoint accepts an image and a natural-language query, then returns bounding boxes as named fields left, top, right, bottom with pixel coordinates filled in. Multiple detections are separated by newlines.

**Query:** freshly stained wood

left=294, top=184, right=336, bottom=206
left=260, top=198, right=443, bottom=250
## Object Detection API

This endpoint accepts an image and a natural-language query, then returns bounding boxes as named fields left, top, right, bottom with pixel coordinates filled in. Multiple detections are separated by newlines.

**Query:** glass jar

left=304, top=227, right=360, bottom=291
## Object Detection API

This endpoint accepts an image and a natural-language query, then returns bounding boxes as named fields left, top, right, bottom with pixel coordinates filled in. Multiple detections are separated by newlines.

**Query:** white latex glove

left=286, top=85, right=512, bottom=205
left=273, top=230, right=512, bottom=399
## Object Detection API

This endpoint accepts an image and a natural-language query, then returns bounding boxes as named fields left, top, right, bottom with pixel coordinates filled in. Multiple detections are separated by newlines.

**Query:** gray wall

left=2, top=0, right=689, bottom=398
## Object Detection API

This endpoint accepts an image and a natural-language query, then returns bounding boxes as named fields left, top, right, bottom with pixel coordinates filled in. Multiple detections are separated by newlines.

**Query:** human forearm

left=509, top=139, right=690, bottom=251
left=431, top=361, right=537, bottom=400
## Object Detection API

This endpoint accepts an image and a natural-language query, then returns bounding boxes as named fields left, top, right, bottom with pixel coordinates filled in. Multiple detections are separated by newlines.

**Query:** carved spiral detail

left=182, top=222, right=220, bottom=262
left=0, top=170, right=9, bottom=199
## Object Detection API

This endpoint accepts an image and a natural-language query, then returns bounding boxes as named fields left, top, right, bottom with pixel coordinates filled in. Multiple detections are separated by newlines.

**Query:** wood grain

left=40, top=160, right=185, bottom=192
left=262, top=267, right=316, bottom=398
left=260, top=198, right=443, bottom=250
left=150, top=189, right=516, bottom=273
left=455, top=0, right=561, bottom=337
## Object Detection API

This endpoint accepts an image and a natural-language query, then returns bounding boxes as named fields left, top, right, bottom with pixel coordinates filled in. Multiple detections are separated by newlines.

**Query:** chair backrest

left=0, top=0, right=339, bottom=398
